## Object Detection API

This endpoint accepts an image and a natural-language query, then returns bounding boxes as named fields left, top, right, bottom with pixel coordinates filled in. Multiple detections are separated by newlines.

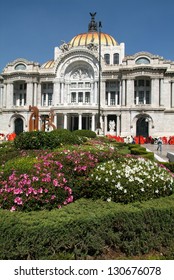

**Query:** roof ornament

left=60, top=40, right=70, bottom=52
left=88, top=12, right=98, bottom=32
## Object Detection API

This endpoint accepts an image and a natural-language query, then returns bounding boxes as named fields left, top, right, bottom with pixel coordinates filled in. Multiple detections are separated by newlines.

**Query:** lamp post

left=96, top=21, right=102, bottom=134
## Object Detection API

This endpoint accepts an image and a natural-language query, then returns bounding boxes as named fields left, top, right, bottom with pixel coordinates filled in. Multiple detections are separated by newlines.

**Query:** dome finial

left=88, top=12, right=98, bottom=32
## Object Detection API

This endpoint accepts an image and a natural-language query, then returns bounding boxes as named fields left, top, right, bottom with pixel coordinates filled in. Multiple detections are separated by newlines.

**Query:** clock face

left=15, top=63, right=26, bottom=70
left=136, top=57, right=150, bottom=64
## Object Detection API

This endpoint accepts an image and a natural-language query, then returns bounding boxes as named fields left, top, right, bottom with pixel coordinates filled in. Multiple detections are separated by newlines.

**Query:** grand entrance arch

left=136, top=116, right=149, bottom=138
left=14, top=118, right=23, bottom=135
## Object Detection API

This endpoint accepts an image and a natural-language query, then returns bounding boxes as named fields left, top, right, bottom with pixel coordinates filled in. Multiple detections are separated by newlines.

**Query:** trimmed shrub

left=72, top=129, right=96, bottom=138
left=1, top=197, right=174, bottom=259
left=89, top=157, right=174, bottom=203
left=14, top=130, right=84, bottom=150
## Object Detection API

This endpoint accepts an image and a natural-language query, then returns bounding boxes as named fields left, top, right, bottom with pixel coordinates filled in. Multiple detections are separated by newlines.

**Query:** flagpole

left=97, top=21, right=102, bottom=134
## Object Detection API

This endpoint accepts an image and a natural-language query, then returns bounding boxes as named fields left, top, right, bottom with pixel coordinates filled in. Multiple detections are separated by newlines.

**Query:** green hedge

left=1, top=197, right=174, bottom=259
left=72, top=129, right=96, bottom=138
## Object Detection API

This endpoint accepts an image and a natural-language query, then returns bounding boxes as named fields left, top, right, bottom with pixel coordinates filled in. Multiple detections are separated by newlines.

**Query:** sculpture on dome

left=88, top=12, right=98, bottom=32
left=60, top=41, right=70, bottom=52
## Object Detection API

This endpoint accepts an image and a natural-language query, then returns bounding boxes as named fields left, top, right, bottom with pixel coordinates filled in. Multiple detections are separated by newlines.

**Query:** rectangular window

left=139, top=91, right=144, bottom=104
left=78, top=83, right=83, bottom=88
left=85, top=82, right=91, bottom=88
left=146, top=91, right=150, bottom=104
left=19, top=93, right=23, bottom=106
left=42, top=93, right=47, bottom=106
left=70, top=83, right=76, bottom=88
left=110, top=92, right=115, bottom=105
left=48, top=93, right=52, bottom=105
left=138, top=80, right=144, bottom=87
left=78, top=92, right=83, bottom=102
left=48, top=83, right=53, bottom=89
left=146, top=80, right=150, bottom=87
left=85, top=92, right=90, bottom=103
left=71, top=92, right=76, bottom=103
left=24, top=93, right=26, bottom=105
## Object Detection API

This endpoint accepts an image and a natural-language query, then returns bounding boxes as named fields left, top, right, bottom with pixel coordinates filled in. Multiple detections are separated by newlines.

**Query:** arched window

left=104, top=54, right=110, bottom=64
left=135, top=57, right=150, bottom=64
left=113, top=53, right=119, bottom=64
left=15, top=63, right=26, bottom=70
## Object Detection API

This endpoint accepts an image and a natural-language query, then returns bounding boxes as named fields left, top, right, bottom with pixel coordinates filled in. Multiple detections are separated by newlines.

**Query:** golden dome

left=41, top=60, right=55, bottom=69
left=69, top=32, right=118, bottom=47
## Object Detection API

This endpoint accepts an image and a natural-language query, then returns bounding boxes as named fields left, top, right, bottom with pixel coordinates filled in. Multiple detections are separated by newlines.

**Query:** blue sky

left=1, top=0, right=174, bottom=72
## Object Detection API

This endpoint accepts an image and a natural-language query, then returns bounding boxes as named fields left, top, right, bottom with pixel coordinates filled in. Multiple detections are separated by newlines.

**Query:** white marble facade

left=1, top=14, right=174, bottom=138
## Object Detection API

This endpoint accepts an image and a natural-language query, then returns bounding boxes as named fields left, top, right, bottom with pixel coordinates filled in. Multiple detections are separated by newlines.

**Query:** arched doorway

left=136, top=117, right=149, bottom=138
left=14, top=118, right=23, bottom=135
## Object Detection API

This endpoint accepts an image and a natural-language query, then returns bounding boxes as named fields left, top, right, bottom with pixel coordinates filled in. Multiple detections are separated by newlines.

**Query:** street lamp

left=96, top=21, right=102, bottom=134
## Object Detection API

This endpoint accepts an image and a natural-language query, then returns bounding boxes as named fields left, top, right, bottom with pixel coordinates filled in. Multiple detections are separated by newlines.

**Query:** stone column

left=61, top=83, right=64, bottom=104
left=78, top=113, right=82, bottom=130
left=33, top=83, right=37, bottom=106
left=63, top=113, right=68, bottom=129
left=108, top=92, right=111, bottom=106
left=2, top=84, right=7, bottom=107
left=53, top=82, right=60, bottom=106
left=171, top=82, right=174, bottom=108
left=122, top=79, right=126, bottom=106
left=104, top=115, right=107, bottom=135
left=37, top=83, right=41, bottom=106
left=151, top=79, right=159, bottom=106
left=92, top=113, right=95, bottom=131
left=126, top=79, right=134, bottom=106
left=27, top=82, right=33, bottom=106
left=6, top=83, right=13, bottom=108
left=117, top=115, right=120, bottom=136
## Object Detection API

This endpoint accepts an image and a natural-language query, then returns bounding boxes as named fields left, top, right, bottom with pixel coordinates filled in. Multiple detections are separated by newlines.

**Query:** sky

left=1, top=0, right=174, bottom=72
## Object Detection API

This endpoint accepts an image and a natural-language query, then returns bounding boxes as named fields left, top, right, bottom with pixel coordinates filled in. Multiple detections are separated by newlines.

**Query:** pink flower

left=14, top=188, right=23, bottom=195
left=53, top=179, right=59, bottom=186
left=10, top=206, right=16, bottom=212
left=14, top=197, right=23, bottom=205
left=32, top=176, right=39, bottom=182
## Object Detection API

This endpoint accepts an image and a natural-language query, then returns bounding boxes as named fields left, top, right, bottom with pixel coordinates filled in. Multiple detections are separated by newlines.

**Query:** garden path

left=142, top=143, right=174, bottom=162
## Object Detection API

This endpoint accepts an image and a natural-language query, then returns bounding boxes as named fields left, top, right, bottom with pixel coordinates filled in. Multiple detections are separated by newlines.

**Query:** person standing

left=157, top=137, right=163, bottom=151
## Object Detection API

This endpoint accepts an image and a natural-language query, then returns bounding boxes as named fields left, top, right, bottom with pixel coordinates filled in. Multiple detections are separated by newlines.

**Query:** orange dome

left=69, top=32, right=118, bottom=47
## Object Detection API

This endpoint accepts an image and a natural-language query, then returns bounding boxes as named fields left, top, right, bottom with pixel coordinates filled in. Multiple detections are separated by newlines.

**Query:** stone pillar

left=27, top=82, right=33, bottom=106
left=53, top=82, right=60, bottom=106
left=63, top=113, right=68, bottom=129
left=117, top=115, right=120, bottom=136
left=122, top=79, right=126, bottom=106
left=171, top=82, right=174, bottom=108
left=0, top=85, right=2, bottom=107
left=2, top=84, right=7, bottom=107
left=94, top=81, right=98, bottom=104
left=108, top=92, right=111, bottom=106
left=126, top=79, right=134, bottom=106
left=33, top=83, right=37, bottom=106
left=104, top=115, right=107, bottom=135
left=151, top=79, right=159, bottom=106
left=61, top=83, right=64, bottom=104
left=78, top=113, right=82, bottom=130
left=92, top=113, right=95, bottom=131
left=37, top=83, right=41, bottom=106
left=6, top=83, right=13, bottom=108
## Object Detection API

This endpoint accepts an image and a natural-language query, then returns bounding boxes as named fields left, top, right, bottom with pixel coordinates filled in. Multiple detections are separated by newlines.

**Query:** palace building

left=0, top=13, right=174, bottom=138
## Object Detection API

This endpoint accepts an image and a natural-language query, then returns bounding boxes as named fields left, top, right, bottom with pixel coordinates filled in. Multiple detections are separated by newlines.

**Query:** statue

left=109, top=120, right=116, bottom=132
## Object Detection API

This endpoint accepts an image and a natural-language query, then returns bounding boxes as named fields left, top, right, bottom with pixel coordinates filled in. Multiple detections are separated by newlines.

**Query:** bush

left=72, top=129, right=96, bottom=138
left=1, top=197, right=174, bottom=259
left=14, top=130, right=84, bottom=150
left=89, top=157, right=174, bottom=203
left=1, top=156, right=37, bottom=178
left=0, top=155, right=73, bottom=211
